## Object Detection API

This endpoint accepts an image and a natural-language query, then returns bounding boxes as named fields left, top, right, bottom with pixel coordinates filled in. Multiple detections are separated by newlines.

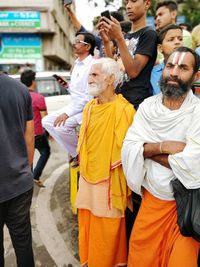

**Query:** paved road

left=4, top=141, right=79, bottom=267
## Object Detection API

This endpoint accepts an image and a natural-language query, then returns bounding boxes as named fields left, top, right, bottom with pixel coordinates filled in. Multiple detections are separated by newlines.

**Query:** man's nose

left=170, top=65, right=180, bottom=77
left=88, top=76, right=93, bottom=84
left=174, top=38, right=181, bottom=45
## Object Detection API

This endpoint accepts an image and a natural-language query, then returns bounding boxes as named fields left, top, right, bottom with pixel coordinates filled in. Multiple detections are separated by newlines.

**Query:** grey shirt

left=0, top=73, right=33, bottom=203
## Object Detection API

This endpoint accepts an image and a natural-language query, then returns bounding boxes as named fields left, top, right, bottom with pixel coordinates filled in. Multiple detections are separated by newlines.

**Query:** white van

left=10, top=71, right=71, bottom=113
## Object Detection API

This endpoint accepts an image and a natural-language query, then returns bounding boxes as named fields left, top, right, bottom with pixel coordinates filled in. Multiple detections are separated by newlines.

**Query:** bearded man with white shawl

left=122, top=47, right=200, bottom=267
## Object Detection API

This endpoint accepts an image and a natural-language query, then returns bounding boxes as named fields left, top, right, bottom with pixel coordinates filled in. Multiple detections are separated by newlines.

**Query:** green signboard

left=0, top=34, right=42, bottom=60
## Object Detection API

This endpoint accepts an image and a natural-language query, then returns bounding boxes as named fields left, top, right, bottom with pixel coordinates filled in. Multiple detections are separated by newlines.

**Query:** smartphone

left=63, top=0, right=72, bottom=6
left=101, top=10, right=111, bottom=20
left=53, top=74, right=68, bottom=88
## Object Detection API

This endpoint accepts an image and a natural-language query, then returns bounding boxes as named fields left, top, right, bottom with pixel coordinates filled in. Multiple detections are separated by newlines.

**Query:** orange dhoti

left=128, top=190, right=200, bottom=267
left=78, top=209, right=127, bottom=267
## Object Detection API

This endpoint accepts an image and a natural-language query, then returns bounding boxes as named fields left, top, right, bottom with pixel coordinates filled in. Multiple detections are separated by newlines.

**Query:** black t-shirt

left=119, top=26, right=157, bottom=109
left=0, top=74, right=33, bottom=203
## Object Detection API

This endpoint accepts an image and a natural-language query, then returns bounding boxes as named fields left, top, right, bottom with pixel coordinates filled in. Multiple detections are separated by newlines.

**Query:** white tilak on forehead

left=172, top=52, right=187, bottom=66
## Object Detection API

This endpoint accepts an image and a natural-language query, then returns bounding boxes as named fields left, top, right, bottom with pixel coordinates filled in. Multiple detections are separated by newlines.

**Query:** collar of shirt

left=75, top=54, right=93, bottom=66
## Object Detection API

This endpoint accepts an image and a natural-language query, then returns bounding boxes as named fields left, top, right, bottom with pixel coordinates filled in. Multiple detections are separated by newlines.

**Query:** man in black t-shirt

left=99, top=0, right=157, bottom=109
left=0, top=73, right=35, bottom=267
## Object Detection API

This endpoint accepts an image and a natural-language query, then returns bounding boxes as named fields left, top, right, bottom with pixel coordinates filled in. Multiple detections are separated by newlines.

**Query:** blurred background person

left=191, top=24, right=200, bottom=55
left=21, top=69, right=50, bottom=188
left=150, top=24, right=183, bottom=95
left=42, top=32, right=96, bottom=167
left=155, top=1, right=192, bottom=48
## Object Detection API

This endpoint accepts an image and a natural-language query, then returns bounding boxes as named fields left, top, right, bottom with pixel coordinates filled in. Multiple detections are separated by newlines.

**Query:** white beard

left=88, top=83, right=105, bottom=97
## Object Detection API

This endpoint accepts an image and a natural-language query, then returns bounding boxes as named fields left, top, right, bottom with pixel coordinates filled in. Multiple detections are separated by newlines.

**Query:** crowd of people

left=0, top=0, right=200, bottom=267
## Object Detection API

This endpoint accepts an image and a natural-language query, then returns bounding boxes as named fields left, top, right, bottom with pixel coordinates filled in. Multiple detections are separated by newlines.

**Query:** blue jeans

left=0, top=189, right=34, bottom=267
left=33, top=134, right=50, bottom=180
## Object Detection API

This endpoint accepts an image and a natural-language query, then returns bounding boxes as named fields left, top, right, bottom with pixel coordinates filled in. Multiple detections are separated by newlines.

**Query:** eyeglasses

left=73, top=39, right=89, bottom=45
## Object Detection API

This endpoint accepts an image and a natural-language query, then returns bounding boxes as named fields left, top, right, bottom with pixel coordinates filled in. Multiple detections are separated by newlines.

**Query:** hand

left=54, top=113, right=69, bottom=127
left=98, top=18, right=110, bottom=43
left=162, top=141, right=186, bottom=155
left=99, top=16, right=124, bottom=41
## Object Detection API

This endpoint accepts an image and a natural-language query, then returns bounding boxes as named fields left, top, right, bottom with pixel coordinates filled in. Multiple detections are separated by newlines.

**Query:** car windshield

left=36, top=79, right=59, bottom=96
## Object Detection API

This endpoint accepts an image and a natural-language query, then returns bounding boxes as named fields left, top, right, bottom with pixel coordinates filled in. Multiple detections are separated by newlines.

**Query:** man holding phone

left=42, top=32, right=96, bottom=166
left=99, top=0, right=157, bottom=110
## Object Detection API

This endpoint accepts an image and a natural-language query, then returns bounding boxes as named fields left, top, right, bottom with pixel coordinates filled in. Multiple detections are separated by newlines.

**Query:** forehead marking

left=171, top=52, right=187, bottom=66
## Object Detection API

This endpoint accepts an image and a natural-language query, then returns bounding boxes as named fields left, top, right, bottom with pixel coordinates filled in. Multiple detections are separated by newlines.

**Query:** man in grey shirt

left=0, top=73, right=35, bottom=267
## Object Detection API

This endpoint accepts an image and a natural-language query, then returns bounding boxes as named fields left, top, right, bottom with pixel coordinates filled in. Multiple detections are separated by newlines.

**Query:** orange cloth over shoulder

left=77, top=94, right=135, bottom=211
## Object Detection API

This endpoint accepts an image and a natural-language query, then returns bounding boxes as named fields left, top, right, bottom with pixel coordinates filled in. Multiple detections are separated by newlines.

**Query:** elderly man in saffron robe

left=75, top=57, right=135, bottom=267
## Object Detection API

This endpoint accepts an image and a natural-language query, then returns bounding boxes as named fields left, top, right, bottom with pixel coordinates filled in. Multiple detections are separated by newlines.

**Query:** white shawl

left=122, top=91, right=200, bottom=200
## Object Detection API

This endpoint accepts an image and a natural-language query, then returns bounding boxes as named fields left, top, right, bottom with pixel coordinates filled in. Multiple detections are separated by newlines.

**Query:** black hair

left=20, top=69, right=35, bottom=87
left=158, top=24, right=182, bottom=44
left=179, top=23, right=192, bottom=32
left=75, top=32, right=96, bottom=56
left=156, top=1, right=177, bottom=11
left=171, top=46, right=200, bottom=74
left=110, top=11, right=124, bottom=22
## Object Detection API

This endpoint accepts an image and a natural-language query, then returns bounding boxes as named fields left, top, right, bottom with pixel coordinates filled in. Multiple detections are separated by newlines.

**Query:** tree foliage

left=180, top=0, right=200, bottom=27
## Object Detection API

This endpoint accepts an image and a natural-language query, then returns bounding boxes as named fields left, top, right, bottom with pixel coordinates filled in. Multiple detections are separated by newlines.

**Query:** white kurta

left=122, top=91, right=200, bottom=200
left=42, top=55, right=94, bottom=156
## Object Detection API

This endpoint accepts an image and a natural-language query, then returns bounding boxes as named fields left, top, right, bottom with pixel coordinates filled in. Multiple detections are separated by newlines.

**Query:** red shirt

left=30, top=91, right=47, bottom=136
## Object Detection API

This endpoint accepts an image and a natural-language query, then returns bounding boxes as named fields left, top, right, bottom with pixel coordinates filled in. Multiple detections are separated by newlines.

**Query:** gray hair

left=91, top=57, right=123, bottom=89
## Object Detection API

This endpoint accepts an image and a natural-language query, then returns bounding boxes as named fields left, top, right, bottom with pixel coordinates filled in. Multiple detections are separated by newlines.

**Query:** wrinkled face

left=125, top=0, right=149, bottom=23
left=160, top=51, right=195, bottom=98
left=88, top=64, right=108, bottom=97
left=73, top=34, right=90, bottom=55
left=160, top=29, right=183, bottom=58
left=155, top=6, right=176, bottom=31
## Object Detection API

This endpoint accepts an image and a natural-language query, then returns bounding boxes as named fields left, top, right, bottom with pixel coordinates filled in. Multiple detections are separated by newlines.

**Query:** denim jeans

left=33, top=134, right=50, bottom=180
left=0, top=189, right=34, bottom=267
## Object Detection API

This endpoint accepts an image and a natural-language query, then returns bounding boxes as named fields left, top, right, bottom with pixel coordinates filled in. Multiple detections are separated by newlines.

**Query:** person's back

left=0, top=73, right=35, bottom=267
left=20, top=69, right=50, bottom=187
left=0, top=74, right=33, bottom=200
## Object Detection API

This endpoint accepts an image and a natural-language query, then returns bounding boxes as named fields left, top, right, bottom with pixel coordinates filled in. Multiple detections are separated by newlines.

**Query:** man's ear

left=108, top=73, right=115, bottom=85
left=192, top=71, right=200, bottom=83
left=144, top=0, right=151, bottom=11
left=171, top=10, right=177, bottom=22
left=86, top=44, right=91, bottom=53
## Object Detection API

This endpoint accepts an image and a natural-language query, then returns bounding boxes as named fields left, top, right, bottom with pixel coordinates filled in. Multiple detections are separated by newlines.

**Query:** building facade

left=0, top=0, right=76, bottom=73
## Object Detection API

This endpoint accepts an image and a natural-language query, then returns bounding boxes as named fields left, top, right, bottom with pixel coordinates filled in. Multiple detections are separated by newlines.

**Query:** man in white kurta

left=122, top=47, right=200, bottom=267
left=42, top=32, right=95, bottom=159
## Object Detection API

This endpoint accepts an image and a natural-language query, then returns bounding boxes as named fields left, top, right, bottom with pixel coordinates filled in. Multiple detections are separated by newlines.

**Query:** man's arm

left=64, top=5, right=82, bottom=31
left=98, top=17, right=150, bottom=79
left=24, top=120, right=34, bottom=166
left=40, top=110, right=47, bottom=119
left=143, top=141, right=186, bottom=169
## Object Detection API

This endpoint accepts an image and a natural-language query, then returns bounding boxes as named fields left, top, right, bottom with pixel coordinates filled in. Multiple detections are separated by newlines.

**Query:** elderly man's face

left=160, top=51, right=195, bottom=98
left=88, top=64, right=108, bottom=96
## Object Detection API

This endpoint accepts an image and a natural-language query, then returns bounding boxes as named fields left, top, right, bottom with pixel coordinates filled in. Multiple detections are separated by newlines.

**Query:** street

left=4, top=141, right=79, bottom=267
